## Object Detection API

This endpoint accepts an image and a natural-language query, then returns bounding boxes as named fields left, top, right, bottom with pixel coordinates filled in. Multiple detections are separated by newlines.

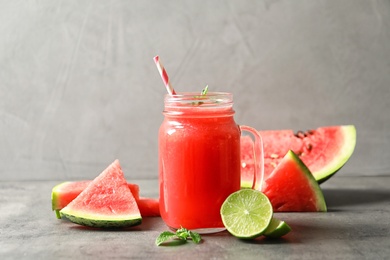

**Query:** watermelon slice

left=241, top=125, right=356, bottom=187
left=136, top=197, right=160, bottom=217
left=52, top=181, right=140, bottom=219
left=52, top=181, right=159, bottom=218
left=60, top=160, right=142, bottom=228
left=262, top=150, right=327, bottom=212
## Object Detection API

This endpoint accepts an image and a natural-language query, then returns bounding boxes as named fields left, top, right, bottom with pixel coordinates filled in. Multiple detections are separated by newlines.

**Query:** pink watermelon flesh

left=262, top=150, right=327, bottom=212
left=52, top=181, right=160, bottom=218
left=241, top=125, right=356, bottom=187
left=59, top=160, right=142, bottom=228
left=137, top=197, right=160, bottom=217
left=52, top=181, right=140, bottom=218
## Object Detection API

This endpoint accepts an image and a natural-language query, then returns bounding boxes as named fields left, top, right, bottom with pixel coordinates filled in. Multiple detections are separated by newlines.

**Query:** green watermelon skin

left=262, top=150, right=327, bottom=212
left=60, top=160, right=142, bottom=228
left=61, top=213, right=142, bottom=228
left=241, top=125, right=356, bottom=187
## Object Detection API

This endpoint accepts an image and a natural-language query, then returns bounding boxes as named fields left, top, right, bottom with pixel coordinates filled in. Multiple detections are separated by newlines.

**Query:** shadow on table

left=322, top=188, right=390, bottom=210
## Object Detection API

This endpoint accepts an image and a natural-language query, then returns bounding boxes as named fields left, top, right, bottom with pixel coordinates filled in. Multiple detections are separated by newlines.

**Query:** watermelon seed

left=294, top=131, right=306, bottom=138
left=307, top=129, right=315, bottom=135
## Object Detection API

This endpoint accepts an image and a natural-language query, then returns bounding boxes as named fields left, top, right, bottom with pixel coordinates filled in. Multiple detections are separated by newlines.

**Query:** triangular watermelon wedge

left=52, top=181, right=140, bottom=219
left=60, top=160, right=142, bottom=228
left=52, top=181, right=159, bottom=218
left=262, top=150, right=327, bottom=212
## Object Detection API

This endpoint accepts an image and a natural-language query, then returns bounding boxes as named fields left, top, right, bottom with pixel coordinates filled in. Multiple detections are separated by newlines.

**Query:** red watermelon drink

left=159, top=92, right=263, bottom=233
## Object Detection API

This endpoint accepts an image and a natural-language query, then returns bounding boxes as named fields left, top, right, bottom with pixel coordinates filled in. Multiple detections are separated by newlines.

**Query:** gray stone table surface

left=1, top=176, right=389, bottom=260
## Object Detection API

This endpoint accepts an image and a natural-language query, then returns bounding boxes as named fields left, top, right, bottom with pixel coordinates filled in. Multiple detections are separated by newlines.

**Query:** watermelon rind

left=313, top=125, right=356, bottom=183
left=52, top=182, right=71, bottom=219
left=55, top=210, right=61, bottom=219
left=60, top=210, right=142, bottom=228
left=51, top=182, right=67, bottom=209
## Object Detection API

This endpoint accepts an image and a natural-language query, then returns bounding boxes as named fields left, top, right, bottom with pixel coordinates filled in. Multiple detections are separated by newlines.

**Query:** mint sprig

left=156, top=227, right=202, bottom=246
left=201, top=85, right=209, bottom=96
left=192, top=85, right=209, bottom=106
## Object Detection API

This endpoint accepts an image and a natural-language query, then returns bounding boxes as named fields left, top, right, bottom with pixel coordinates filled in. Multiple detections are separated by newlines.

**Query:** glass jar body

left=158, top=93, right=241, bottom=231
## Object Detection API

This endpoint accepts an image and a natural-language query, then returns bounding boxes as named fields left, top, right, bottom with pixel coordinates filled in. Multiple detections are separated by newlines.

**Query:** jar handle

left=239, top=125, right=264, bottom=191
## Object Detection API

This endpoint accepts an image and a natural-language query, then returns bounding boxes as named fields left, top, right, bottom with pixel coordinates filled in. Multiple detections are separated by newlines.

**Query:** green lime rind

left=60, top=210, right=142, bottom=229
left=220, top=189, right=273, bottom=239
left=263, top=218, right=292, bottom=238
left=315, top=125, right=356, bottom=183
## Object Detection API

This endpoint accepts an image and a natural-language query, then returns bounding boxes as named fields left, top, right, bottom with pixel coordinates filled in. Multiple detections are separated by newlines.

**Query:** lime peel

left=263, top=218, right=292, bottom=238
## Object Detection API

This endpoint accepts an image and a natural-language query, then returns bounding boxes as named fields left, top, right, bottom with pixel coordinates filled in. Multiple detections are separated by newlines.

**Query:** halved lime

left=220, top=189, right=273, bottom=239
left=263, top=218, right=292, bottom=238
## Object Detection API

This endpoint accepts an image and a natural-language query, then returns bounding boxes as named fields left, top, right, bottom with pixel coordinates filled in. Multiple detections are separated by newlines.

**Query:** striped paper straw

left=153, top=56, right=176, bottom=95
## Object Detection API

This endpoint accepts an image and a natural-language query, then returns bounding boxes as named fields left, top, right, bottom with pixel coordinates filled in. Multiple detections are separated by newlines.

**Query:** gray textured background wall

left=1, top=0, right=389, bottom=181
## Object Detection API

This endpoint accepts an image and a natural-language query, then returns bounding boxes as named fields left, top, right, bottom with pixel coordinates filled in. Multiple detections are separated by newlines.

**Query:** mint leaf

left=176, top=227, right=190, bottom=240
left=156, top=228, right=202, bottom=246
left=192, top=85, right=209, bottom=106
left=188, top=231, right=201, bottom=244
left=155, top=231, right=176, bottom=246
left=201, top=85, right=209, bottom=95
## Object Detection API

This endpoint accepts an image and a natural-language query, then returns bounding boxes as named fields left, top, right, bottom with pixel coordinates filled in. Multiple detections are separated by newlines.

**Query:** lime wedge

left=263, top=218, right=292, bottom=238
left=220, top=189, right=273, bottom=239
